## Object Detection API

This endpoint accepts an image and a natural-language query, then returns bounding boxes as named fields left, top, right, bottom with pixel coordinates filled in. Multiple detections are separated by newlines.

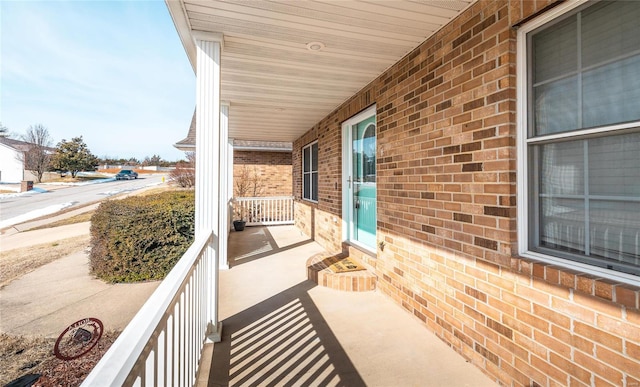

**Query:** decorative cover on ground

left=324, top=256, right=366, bottom=273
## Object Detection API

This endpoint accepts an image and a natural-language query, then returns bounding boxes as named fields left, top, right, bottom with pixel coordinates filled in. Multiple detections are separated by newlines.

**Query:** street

left=0, top=174, right=166, bottom=228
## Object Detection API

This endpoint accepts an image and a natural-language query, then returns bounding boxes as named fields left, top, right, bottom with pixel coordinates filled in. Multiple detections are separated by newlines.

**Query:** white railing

left=82, top=231, right=216, bottom=386
left=234, top=196, right=294, bottom=226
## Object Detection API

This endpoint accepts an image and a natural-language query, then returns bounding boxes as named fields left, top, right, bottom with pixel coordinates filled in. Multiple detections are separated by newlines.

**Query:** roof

left=174, top=111, right=292, bottom=152
left=0, top=137, right=42, bottom=152
left=233, top=140, right=292, bottom=152
left=173, top=111, right=196, bottom=151
left=166, top=0, right=475, bottom=143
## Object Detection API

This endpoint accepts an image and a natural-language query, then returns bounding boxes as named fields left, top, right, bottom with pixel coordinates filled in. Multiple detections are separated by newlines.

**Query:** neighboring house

left=0, top=137, right=52, bottom=183
left=0, top=137, right=26, bottom=183
left=87, top=1, right=640, bottom=385
left=174, top=114, right=292, bottom=197
left=0, top=137, right=56, bottom=183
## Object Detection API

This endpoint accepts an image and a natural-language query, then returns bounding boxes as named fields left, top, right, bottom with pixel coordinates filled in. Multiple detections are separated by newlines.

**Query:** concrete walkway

left=0, top=222, right=91, bottom=250
left=0, top=218, right=159, bottom=338
left=202, top=226, right=496, bottom=387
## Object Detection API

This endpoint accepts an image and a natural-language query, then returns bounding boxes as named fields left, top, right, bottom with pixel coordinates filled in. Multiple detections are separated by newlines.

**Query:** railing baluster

left=156, top=331, right=164, bottom=387
left=233, top=196, right=295, bottom=226
left=166, top=315, right=173, bottom=385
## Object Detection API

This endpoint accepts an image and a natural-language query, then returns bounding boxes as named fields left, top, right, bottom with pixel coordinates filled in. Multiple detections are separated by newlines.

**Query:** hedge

left=90, top=190, right=195, bottom=283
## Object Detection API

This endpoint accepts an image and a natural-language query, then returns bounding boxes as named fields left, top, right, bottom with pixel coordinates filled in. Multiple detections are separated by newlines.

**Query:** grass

left=44, top=175, right=110, bottom=183
left=0, top=234, right=91, bottom=288
left=0, top=333, right=56, bottom=385
left=0, top=331, right=120, bottom=386
left=29, top=211, right=95, bottom=230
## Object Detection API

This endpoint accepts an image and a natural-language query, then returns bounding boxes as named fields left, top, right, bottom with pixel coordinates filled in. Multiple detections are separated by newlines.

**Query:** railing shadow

left=208, top=280, right=365, bottom=387
left=228, top=226, right=312, bottom=268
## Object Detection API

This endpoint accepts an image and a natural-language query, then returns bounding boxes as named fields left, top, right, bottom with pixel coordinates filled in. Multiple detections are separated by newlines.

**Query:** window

left=302, top=141, right=318, bottom=202
left=518, top=0, right=640, bottom=281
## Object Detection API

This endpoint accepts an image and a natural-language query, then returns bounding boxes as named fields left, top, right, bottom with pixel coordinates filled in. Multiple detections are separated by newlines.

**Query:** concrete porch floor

left=200, top=225, right=496, bottom=387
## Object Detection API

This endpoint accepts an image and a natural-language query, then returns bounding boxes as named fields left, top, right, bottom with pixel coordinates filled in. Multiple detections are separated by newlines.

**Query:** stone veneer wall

left=234, top=151, right=292, bottom=197
left=292, top=1, right=640, bottom=386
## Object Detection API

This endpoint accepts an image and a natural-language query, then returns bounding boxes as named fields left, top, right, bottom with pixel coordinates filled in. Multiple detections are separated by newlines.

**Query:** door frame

left=341, top=105, right=377, bottom=253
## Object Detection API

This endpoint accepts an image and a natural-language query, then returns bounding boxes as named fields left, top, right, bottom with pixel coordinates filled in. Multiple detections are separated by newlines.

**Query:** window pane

left=528, top=1, right=640, bottom=276
left=533, top=76, right=579, bottom=136
left=590, top=200, right=640, bottom=267
left=588, top=132, right=640, bottom=196
left=539, top=141, right=584, bottom=196
left=535, top=134, right=640, bottom=270
left=363, top=125, right=376, bottom=183
left=582, top=55, right=640, bottom=128
left=311, top=143, right=318, bottom=171
left=303, top=173, right=310, bottom=199
left=303, top=147, right=310, bottom=172
left=312, top=172, right=318, bottom=201
left=532, top=14, right=577, bottom=83
left=581, top=1, right=640, bottom=68
left=540, top=198, right=585, bottom=254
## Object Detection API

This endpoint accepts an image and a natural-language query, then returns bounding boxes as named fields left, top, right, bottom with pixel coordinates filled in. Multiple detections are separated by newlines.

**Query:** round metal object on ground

left=54, top=317, right=104, bottom=361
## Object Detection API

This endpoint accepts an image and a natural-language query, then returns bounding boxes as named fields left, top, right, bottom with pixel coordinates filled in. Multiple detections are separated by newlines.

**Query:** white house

left=0, top=137, right=28, bottom=183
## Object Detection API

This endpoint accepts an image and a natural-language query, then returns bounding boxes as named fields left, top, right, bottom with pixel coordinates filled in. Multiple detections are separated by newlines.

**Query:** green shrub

left=90, top=190, right=195, bottom=283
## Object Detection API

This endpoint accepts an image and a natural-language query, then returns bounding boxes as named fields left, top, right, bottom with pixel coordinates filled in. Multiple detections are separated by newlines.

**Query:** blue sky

left=1, top=0, right=195, bottom=161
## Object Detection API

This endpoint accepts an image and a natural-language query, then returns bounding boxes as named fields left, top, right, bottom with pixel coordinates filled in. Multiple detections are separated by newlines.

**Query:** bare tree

left=0, top=122, right=8, bottom=137
left=21, top=124, right=53, bottom=182
left=169, top=152, right=195, bottom=187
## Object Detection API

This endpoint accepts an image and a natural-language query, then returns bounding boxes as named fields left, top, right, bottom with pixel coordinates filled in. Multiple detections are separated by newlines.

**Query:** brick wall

left=233, top=151, right=292, bottom=197
left=293, top=1, right=640, bottom=386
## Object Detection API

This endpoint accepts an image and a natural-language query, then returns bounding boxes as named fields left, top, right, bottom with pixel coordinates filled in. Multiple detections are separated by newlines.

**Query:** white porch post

left=228, top=138, right=234, bottom=225
left=194, top=31, right=223, bottom=342
left=219, top=102, right=230, bottom=270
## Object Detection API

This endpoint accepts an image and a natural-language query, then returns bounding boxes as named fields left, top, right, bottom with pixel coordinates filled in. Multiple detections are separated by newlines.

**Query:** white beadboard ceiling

left=166, top=0, right=475, bottom=142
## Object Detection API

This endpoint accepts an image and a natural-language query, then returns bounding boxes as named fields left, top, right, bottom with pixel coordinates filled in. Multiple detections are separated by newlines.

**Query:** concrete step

left=306, top=253, right=377, bottom=292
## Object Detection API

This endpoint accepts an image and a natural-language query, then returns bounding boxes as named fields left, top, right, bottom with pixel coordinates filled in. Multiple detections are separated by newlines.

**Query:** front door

left=343, top=106, right=376, bottom=251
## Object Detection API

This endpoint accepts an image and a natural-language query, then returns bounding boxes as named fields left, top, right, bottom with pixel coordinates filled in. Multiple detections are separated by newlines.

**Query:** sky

left=1, top=0, right=195, bottom=162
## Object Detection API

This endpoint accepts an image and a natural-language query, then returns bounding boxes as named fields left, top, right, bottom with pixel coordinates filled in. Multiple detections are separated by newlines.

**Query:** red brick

left=574, top=349, right=623, bottom=386
left=289, top=1, right=640, bottom=385
left=550, top=352, right=592, bottom=385
left=595, top=345, right=640, bottom=379
left=614, top=285, right=638, bottom=309
left=574, top=321, right=623, bottom=352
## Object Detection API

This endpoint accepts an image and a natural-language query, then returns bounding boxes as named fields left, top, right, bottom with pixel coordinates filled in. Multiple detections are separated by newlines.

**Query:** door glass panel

left=352, top=116, right=376, bottom=249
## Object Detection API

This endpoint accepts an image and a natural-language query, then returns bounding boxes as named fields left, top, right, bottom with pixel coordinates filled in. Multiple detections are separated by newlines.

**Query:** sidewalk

left=0, top=251, right=159, bottom=337
left=0, top=210, right=160, bottom=337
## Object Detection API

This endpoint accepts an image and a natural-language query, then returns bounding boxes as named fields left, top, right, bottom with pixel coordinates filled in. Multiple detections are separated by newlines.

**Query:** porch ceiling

left=166, top=0, right=475, bottom=142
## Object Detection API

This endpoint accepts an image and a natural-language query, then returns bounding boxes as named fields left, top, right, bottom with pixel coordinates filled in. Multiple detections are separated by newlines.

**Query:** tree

left=50, top=136, right=99, bottom=178
left=0, top=122, right=9, bottom=137
left=20, top=124, right=53, bottom=183
left=234, top=165, right=264, bottom=197
left=142, top=154, right=163, bottom=166
left=169, top=152, right=195, bottom=187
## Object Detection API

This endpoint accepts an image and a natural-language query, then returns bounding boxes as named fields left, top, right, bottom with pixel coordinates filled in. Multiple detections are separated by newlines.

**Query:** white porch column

left=218, top=102, right=230, bottom=270
left=194, top=31, right=223, bottom=343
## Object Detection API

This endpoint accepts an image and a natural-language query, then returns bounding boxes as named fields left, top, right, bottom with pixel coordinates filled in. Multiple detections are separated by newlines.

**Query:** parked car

left=115, top=169, right=138, bottom=180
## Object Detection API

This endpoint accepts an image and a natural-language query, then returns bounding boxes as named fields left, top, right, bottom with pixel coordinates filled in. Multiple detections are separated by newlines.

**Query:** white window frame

left=302, top=141, right=318, bottom=203
left=516, top=0, right=640, bottom=286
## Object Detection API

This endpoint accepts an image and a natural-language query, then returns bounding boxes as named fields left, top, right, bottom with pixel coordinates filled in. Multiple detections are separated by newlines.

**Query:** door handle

left=347, top=176, right=352, bottom=188
left=355, top=199, right=360, bottom=209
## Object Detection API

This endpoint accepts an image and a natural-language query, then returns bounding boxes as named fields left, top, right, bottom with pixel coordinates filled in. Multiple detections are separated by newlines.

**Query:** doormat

left=326, top=257, right=366, bottom=273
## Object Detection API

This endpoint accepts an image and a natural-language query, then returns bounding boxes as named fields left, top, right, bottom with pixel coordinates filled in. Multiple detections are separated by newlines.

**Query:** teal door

left=352, top=115, right=376, bottom=249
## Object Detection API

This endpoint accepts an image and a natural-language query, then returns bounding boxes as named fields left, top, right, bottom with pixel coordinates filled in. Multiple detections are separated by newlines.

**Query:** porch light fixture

left=306, top=41, right=325, bottom=51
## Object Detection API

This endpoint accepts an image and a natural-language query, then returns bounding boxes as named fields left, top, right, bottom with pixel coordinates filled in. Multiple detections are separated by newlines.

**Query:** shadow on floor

left=208, top=281, right=365, bottom=387
left=229, top=226, right=313, bottom=268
